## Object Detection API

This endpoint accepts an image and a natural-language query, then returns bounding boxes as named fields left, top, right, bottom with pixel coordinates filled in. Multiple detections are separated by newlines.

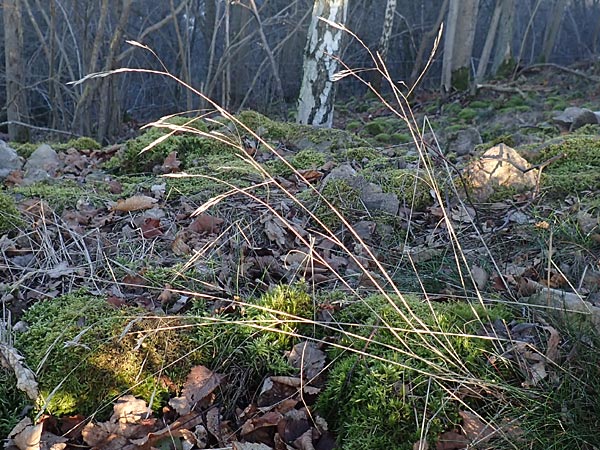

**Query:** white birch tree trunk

left=297, top=0, right=349, bottom=128
left=378, top=0, right=397, bottom=63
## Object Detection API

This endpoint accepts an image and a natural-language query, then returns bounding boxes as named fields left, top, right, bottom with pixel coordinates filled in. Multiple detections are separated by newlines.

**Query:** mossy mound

left=317, top=296, right=513, bottom=449
left=12, top=179, right=111, bottom=212
left=530, top=135, right=600, bottom=197
left=15, top=292, right=196, bottom=417
left=364, top=167, right=433, bottom=211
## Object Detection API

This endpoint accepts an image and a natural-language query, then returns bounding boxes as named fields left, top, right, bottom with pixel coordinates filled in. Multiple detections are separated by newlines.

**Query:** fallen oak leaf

left=188, top=213, right=224, bottom=234
left=110, top=195, right=157, bottom=212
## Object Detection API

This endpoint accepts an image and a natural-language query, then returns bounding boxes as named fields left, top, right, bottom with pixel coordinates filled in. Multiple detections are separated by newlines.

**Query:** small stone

left=0, top=140, right=24, bottom=179
left=23, top=144, right=61, bottom=185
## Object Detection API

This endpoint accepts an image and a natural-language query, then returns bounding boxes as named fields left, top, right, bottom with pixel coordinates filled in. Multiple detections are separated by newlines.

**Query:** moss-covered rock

left=364, top=167, right=433, bottom=211
left=292, top=149, right=327, bottom=170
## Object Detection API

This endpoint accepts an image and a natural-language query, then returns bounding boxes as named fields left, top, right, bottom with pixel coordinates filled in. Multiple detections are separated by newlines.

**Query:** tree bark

left=441, top=0, right=480, bottom=93
left=410, top=0, right=448, bottom=84
left=3, top=0, right=29, bottom=142
left=491, top=0, right=515, bottom=75
left=372, top=0, right=397, bottom=90
left=297, top=0, right=349, bottom=128
left=541, top=0, right=568, bottom=62
left=474, top=0, right=502, bottom=84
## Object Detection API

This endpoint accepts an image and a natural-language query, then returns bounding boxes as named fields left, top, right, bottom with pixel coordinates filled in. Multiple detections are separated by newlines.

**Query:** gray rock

left=23, top=144, right=61, bottom=185
left=447, top=127, right=482, bottom=156
left=322, top=164, right=364, bottom=189
left=0, top=140, right=24, bottom=179
left=553, top=107, right=598, bottom=131
left=362, top=191, right=399, bottom=215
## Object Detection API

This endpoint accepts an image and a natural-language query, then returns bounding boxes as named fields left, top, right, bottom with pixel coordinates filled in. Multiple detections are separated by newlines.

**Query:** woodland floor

left=2, top=63, right=600, bottom=449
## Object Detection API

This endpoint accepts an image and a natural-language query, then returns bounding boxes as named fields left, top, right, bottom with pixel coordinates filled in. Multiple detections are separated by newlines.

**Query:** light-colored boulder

left=465, top=143, right=538, bottom=201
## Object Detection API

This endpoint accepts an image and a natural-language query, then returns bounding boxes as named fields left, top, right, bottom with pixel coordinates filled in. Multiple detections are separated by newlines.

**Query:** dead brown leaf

left=111, top=195, right=158, bottom=212
left=459, top=410, right=494, bottom=443
left=287, top=342, right=326, bottom=382
left=189, top=213, right=224, bottom=234
left=435, top=430, right=469, bottom=450
left=169, top=365, right=224, bottom=415
left=161, top=151, right=181, bottom=173
left=140, top=217, right=162, bottom=239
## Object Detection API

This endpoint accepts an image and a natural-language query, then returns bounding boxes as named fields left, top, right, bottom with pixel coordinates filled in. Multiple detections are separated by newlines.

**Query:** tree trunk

left=491, top=0, right=515, bottom=75
left=441, top=0, right=480, bottom=93
left=97, top=0, right=132, bottom=143
left=474, top=0, right=502, bottom=86
left=410, top=0, right=448, bottom=84
left=3, top=0, right=29, bottom=142
left=297, top=0, right=349, bottom=128
left=541, top=0, right=568, bottom=62
left=372, top=0, right=397, bottom=90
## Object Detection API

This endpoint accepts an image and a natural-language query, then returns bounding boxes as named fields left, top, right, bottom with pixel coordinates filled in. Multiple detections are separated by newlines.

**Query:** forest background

left=0, top=0, right=596, bottom=143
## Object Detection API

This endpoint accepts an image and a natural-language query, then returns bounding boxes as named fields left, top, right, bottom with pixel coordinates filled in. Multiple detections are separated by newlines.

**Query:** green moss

left=531, top=135, right=600, bottom=197
left=499, top=105, right=531, bottom=113
left=12, top=180, right=107, bottom=212
left=15, top=292, right=197, bottom=417
left=364, top=168, right=432, bottom=211
left=445, top=124, right=465, bottom=134
left=442, top=103, right=462, bottom=116
left=391, top=133, right=411, bottom=144
left=346, top=121, right=362, bottom=132
left=55, top=137, right=101, bottom=151
left=457, top=108, right=477, bottom=122
left=469, top=100, right=491, bottom=109
left=544, top=96, right=568, bottom=111
left=573, top=123, right=600, bottom=135
left=0, top=368, right=30, bottom=438
left=317, top=295, right=512, bottom=449
left=10, top=142, right=38, bottom=159
left=451, top=66, right=470, bottom=91
left=505, top=95, right=526, bottom=108
left=313, top=179, right=362, bottom=228
left=364, top=119, right=388, bottom=136
left=291, top=149, right=326, bottom=170
left=110, top=116, right=230, bottom=174
left=0, top=191, right=24, bottom=234
left=494, top=58, right=517, bottom=79
left=374, top=133, right=391, bottom=143
left=344, top=147, right=380, bottom=161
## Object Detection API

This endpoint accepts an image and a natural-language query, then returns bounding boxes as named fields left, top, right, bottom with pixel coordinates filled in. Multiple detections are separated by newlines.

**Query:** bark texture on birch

left=297, top=0, right=349, bottom=128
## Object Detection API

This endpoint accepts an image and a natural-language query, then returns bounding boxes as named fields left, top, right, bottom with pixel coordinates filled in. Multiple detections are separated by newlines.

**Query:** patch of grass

left=0, top=191, right=24, bottom=234
left=0, top=367, right=30, bottom=438
left=317, top=295, right=513, bottom=449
